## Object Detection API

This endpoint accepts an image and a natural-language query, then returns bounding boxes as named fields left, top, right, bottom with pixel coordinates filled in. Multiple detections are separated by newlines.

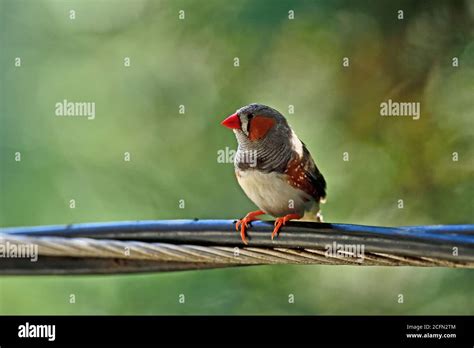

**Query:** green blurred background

left=0, top=0, right=473, bottom=314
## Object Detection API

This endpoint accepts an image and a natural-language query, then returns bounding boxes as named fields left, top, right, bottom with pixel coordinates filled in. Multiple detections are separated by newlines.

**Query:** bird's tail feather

left=302, top=202, right=324, bottom=222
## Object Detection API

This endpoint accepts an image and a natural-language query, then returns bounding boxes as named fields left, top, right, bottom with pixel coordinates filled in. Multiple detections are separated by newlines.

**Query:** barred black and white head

left=221, top=103, right=295, bottom=172
left=234, top=103, right=286, bottom=138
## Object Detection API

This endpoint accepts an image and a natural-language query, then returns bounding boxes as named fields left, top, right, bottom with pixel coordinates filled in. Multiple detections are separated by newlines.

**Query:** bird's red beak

left=221, top=113, right=241, bottom=129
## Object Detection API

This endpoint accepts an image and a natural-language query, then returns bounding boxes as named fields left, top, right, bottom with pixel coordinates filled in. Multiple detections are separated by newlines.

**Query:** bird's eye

left=247, top=113, right=253, bottom=120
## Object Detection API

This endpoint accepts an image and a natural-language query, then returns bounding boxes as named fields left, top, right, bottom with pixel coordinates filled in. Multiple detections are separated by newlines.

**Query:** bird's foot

left=271, top=213, right=302, bottom=240
left=235, top=210, right=265, bottom=245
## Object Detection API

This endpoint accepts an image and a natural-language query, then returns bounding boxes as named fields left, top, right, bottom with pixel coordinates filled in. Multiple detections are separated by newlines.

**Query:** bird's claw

left=235, top=219, right=246, bottom=231
left=234, top=210, right=265, bottom=245
left=235, top=218, right=250, bottom=245
left=271, top=214, right=303, bottom=240
left=271, top=218, right=286, bottom=240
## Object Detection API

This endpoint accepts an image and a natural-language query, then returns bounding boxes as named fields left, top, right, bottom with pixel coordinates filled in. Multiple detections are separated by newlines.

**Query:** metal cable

left=1, top=220, right=473, bottom=274
left=1, top=232, right=473, bottom=275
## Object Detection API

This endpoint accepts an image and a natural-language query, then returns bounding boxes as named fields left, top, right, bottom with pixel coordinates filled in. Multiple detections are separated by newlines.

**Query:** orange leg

left=235, top=210, right=265, bottom=244
left=271, top=213, right=302, bottom=240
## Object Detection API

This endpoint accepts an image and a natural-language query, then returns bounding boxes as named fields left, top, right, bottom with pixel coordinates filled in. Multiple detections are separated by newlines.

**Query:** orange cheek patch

left=248, top=116, right=276, bottom=141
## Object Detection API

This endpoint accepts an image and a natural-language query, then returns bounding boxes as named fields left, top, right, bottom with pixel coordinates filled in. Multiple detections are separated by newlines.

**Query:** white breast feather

left=236, top=169, right=313, bottom=217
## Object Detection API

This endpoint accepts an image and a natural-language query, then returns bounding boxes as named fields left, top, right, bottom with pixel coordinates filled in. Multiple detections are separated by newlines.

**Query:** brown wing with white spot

left=285, top=142, right=326, bottom=203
